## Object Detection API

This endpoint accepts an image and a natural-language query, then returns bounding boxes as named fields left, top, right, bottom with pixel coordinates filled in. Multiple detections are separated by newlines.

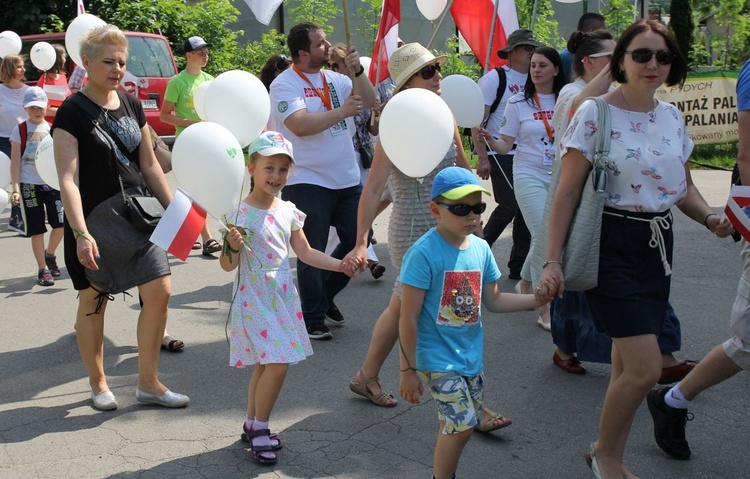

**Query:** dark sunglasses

left=437, top=202, right=487, bottom=217
left=414, top=63, right=441, bottom=80
left=276, top=55, right=289, bottom=71
left=625, top=49, right=674, bottom=65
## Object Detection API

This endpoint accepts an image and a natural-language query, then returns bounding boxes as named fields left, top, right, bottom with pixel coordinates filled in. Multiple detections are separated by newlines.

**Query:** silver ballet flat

left=91, top=390, right=118, bottom=411
left=135, top=388, right=190, bottom=408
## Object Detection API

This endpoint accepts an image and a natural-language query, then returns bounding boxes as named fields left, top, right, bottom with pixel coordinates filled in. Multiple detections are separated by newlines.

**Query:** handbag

left=359, top=145, right=374, bottom=169
left=531, top=96, right=610, bottom=291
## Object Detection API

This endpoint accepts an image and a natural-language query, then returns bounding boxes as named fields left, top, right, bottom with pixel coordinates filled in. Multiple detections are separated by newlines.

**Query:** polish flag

left=150, top=188, right=207, bottom=261
left=243, top=0, right=283, bottom=25
left=369, top=0, right=400, bottom=84
left=77, top=0, right=85, bottom=15
left=451, top=0, right=519, bottom=70
left=725, top=185, right=750, bottom=241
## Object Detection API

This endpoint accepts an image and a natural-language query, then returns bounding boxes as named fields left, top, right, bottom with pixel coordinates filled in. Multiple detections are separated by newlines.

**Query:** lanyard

left=533, top=93, right=554, bottom=142
left=293, top=64, right=332, bottom=111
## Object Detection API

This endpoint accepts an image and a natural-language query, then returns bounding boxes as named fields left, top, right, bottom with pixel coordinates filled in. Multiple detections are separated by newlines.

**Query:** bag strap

left=19, top=120, right=28, bottom=154
left=589, top=96, right=611, bottom=169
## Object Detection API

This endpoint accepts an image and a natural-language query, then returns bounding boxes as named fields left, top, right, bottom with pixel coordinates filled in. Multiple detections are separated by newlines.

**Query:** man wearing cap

left=159, top=35, right=221, bottom=256
left=269, top=21, right=375, bottom=340
left=472, top=29, right=541, bottom=280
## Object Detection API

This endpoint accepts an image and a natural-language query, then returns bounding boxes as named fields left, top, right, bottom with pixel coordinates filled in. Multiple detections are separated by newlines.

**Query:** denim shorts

left=418, top=370, right=484, bottom=434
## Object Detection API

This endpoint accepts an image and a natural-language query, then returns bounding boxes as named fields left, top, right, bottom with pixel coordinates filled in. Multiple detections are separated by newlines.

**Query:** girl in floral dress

left=220, top=131, right=357, bottom=465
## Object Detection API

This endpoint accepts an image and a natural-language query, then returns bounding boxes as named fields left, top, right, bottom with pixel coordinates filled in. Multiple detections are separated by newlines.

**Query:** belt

left=603, top=209, right=673, bottom=276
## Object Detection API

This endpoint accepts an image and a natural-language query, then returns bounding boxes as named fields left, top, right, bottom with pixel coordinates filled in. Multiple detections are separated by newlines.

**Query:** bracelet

left=72, top=227, right=92, bottom=243
left=400, top=367, right=417, bottom=372
left=703, top=213, right=718, bottom=229
left=355, top=64, right=365, bottom=77
left=542, top=260, right=563, bottom=269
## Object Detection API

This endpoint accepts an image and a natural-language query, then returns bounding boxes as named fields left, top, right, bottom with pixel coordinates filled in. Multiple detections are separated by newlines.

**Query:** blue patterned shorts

left=418, top=370, right=485, bottom=434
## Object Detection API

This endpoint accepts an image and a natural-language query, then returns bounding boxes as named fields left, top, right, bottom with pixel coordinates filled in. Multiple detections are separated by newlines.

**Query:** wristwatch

left=355, top=65, right=365, bottom=77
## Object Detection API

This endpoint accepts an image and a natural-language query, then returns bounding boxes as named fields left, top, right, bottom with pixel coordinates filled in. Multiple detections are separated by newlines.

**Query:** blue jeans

left=282, top=183, right=361, bottom=327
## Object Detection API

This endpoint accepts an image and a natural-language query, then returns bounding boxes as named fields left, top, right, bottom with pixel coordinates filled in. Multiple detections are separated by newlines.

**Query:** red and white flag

left=725, top=185, right=750, bottom=241
left=150, top=188, right=208, bottom=261
left=369, top=0, right=400, bottom=84
left=77, top=0, right=85, bottom=15
left=243, top=0, right=283, bottom=25
left=451, top=0, right=519, bottom=70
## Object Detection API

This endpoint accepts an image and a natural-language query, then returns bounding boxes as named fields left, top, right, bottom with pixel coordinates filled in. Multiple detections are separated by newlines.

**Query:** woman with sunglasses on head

left=343, top=42, right=512, bottom=433
left=538, top=19, right=733, bottom=478
left=550, top=30, right=699, bottom=383
left=482, top=46, right=568, bottom=331
left=260, top=53, right=292, bottom=92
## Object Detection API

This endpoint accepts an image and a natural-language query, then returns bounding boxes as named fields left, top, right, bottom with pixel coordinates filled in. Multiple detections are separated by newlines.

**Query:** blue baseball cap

left=248, top=131, right=294, bottom=163
left=431, top=167, right=491, bottom=200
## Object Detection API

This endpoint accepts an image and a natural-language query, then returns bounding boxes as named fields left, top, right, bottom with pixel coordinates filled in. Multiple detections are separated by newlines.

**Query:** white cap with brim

left=23, top=86, right=48, bottom=108
left=248, top=131, right=295, bottom=163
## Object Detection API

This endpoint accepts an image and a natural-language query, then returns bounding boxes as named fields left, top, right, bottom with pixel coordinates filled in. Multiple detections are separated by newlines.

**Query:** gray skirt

left=81, top=191, right=170, bottom=294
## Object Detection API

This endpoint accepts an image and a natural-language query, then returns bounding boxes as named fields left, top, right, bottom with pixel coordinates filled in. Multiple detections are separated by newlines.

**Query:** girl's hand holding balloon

left=225, top=227, right=244, bottom=251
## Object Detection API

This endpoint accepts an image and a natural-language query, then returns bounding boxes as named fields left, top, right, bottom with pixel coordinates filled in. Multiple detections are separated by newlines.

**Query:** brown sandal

left=477, top=406, right=512, bottom=433
left=348, top=370, right=397, bottom=407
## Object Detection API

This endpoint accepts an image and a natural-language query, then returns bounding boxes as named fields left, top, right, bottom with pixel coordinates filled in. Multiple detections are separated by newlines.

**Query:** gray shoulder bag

left=531, top=96, right=610, bottom=291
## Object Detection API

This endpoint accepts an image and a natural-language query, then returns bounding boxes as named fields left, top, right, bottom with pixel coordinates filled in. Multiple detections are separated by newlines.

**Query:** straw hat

left=389, top=43, right=447, bottom=94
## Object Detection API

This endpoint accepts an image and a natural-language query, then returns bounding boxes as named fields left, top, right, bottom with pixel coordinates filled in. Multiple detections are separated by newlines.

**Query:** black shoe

left=647, top=387, right=693, bottom=460
left=325, top=301, right=345, bottom=326
left=369, top=262, right=386, bottom=279
left=306, top=324, right=333, bottom=340
left=45, top=254, right=61, bottom=277
left=37, top=269, right=54, bottom=287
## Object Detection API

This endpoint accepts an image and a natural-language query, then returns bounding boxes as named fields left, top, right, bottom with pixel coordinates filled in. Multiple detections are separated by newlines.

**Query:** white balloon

left=360, top=56, right=371, bottom=76
left=193, top=80, right=212, bottom=121
left=65, top=14, right=106, bottom=66
left=416, top=0, right=447, bottom=21
left=171, top=122, right=245, bottom=216
left=205, top=70, right=270, bottom=147
left=0, top=189, right=8, bottom=213
left=35, top=135, right=60, bottom=191
left=440, top=75, right=485, bottom=128
left=0, top=31, right=22, bottom=58
left=31, top=42, right=57, bottom=72
left=0, top=151, right=10, bottom=188
left=379, top=89, right=454, bottom=178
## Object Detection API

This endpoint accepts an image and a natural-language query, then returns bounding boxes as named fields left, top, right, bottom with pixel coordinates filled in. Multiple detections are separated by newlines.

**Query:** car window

left=126, top=36, right=176, bottom=78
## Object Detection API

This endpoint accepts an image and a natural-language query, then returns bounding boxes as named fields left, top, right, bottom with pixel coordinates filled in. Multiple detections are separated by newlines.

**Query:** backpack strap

left=19, top=120, right=28, bottom=155
left=487, top=67, right=507, bottom=117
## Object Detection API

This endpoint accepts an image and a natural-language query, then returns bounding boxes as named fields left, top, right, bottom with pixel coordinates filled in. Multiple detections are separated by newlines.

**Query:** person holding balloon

left=269, top=21, right=375, bottom=340
left=159, top=35, right=222, bottom=257
left=343, top=42, right=511, bottom=432
left=9, top=86, right=64, bottom=286
left=53, top=24, right=188, bottom=411
left=36, top=44, right=72, bottom=123
left=481, top=46, right=568, bottom=331
left=0, top=54, right=31, bottom=233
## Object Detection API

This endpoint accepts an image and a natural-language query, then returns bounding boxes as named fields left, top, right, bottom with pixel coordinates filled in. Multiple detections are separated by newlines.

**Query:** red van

left=21, top=31, right=177, bottom=142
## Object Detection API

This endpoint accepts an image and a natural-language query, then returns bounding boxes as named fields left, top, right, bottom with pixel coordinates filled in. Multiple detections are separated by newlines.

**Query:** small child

left=9, top=86, right=64, bottom=286
left=397, top=167, right=555, bottom=479
left=220, top=131, right=359, bottom=465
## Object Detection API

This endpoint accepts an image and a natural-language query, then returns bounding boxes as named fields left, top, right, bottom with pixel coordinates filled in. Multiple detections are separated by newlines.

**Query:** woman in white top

left=539, top=20, right=733, bottom=478
left=483, top=46, right=568, bottom=330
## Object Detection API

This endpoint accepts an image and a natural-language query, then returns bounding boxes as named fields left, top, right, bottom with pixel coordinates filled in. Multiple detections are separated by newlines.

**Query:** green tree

left=515, top=0, right=563, bottom=48
left=355, top=0, right=382, bottom=50
left=600, top=0, right=636, bottom=36
left=286, top=0, right=339, bottom=34
left=669, top=0, right=693, bottom=63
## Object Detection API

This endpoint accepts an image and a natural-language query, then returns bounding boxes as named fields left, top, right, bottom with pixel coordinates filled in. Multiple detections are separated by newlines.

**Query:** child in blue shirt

left=398, top=167, right=555, bottom=479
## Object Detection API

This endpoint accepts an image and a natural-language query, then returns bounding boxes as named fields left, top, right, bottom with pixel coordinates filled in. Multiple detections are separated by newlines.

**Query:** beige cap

left=388, top=42, right=447, bottom=94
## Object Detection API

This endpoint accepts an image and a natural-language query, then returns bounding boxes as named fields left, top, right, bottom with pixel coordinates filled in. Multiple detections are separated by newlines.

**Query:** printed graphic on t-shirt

left=328, top=82, right=348, bottom=136
left=23, top=130, right=47, bottom=165
left=437, top=271, right=481, bottom=327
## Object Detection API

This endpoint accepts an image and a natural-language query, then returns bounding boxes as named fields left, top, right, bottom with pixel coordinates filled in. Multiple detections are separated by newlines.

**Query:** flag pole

left=342, top=0, right=358, bottom=95
left=426, top=0, right=455, bottom=50
left=483, top=0, right=500, bottom=74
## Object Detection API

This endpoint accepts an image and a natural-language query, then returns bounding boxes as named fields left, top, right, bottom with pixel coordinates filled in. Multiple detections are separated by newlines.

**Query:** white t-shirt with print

left=478, top=66, right=527, bottom=137
left=561, top=99, right=694, bottom=212
left=499, top=92, right=556, bottom=183
left=10, top=120, right=50, bottom=185
left=270, top=68, right=359, bottom=189
left=0, top=84, right=30, bottom=138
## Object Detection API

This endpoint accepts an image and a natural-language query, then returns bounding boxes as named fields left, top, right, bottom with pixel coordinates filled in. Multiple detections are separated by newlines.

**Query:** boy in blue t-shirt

left=398, top=167, right=555, bottom=479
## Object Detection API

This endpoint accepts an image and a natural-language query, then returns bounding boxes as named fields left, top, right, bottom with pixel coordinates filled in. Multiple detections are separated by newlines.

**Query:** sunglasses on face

left=625, top=49, right=674, bottom=65
left=414, top=63, right=441, bottom=80
left=437, top=202, right=487, bottom=217
left=330, top=61, right=341, bottom=71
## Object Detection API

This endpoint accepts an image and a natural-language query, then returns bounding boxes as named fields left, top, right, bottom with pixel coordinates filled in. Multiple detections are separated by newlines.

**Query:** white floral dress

left=227, top=200, right=313, bottom=367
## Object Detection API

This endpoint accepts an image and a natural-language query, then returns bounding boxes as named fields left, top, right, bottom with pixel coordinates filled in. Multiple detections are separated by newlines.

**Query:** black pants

left=482, top=153, right=531, bottom=277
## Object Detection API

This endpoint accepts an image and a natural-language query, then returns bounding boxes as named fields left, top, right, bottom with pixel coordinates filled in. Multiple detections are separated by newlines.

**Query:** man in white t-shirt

left=270, top=21, right=375, bottom=340
left=472, top=29, right=541, bottom=279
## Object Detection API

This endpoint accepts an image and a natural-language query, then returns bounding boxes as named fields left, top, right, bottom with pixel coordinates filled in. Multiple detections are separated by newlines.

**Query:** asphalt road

left=1, top=170, right=748, bottom=479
